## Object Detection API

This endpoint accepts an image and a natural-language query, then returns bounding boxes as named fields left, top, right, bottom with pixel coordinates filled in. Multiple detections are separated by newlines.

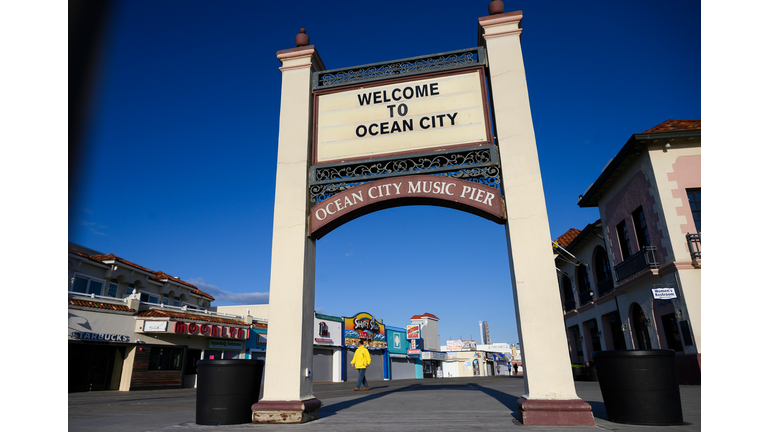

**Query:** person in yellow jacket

left=351, top=340, right=371, bottom=391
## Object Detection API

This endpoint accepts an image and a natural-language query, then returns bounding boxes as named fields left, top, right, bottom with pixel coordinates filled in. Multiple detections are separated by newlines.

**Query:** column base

left=251, top=398, right=322, bottom=424
left=516, top=397, right=595, bottom=426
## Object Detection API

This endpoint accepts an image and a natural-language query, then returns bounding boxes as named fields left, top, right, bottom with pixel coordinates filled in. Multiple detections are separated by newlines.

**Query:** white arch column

left=478, top=10, right=594, bottom=425
left=251, top=43, right=324, bottom=424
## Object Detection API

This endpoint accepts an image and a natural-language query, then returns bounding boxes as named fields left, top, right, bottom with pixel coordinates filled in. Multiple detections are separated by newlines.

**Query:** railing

left=596, top=277, right=614, bottom=297
left=69, top=291, right=127, bottom=303
left=613, top=245, right=660, bottom=284
left=563, top=298, right=576, bottom=313
left=686, top=232, right=701, bottom=260
left=146, top=302, right=243, bottom=320
left=578, top=290, right=593, bottom=306
left=69, top=291, right=247, bottom=320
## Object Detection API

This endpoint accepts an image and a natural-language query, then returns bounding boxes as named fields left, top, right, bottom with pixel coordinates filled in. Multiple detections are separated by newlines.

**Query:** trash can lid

left=593, top=349, right=675, bottom=358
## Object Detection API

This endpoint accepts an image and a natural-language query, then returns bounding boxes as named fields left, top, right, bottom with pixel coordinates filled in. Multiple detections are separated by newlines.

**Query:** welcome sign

left=314, top=68, right=490, bottom=164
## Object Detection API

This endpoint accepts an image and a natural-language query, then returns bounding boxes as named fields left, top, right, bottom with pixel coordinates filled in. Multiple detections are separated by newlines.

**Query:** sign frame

left=312, top=65, right=493, bottom=167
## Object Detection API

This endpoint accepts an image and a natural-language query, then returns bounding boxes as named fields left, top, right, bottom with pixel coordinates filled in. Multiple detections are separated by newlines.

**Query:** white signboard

left=651, top=287, right=678, bottom=300
left=143, top=321, right=168, bottom=332
left=313, top=317, right=342, bottom=345
left=447, top=339, right=477, bottom=351
left=315, top=70, right=489, bottom=164
left=422, top=351, right=447, bottom=361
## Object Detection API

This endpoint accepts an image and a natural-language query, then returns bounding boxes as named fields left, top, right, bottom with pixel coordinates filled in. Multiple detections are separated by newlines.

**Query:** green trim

left=315, top=313, right=344, bottom=322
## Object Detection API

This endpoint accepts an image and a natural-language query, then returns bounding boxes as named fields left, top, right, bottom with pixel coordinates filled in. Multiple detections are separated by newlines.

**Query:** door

left=69, top=344, right=124, bottom=392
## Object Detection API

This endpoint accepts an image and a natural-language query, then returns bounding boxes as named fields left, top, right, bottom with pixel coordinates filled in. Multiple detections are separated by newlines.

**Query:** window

left=687, top=188, right=701, bottom=232
left=107, top=279, right=119, bottom=297
left=617, top=220, right=632, bottom=259
left=632, top=207, right=650, bottom=248
left=70, top=275, right=104, bottom=295
left=162, top=294, right=170, bottom=305
left=148, top=347, right=184, bottom=370
left=140, top=291, right=160, bottom=304
left=594, top=247, right=610, bottom=283
left=125, top=284, right=136, bottom=297
left=577, top=265, right=592, bottom=305
left=561, top=277, right=576, bottom=312
left=173, top=297, right=181, bottom=307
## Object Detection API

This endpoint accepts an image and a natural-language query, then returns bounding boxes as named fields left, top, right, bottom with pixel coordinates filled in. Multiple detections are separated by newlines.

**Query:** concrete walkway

left=68, top=376, right=700, bottom=431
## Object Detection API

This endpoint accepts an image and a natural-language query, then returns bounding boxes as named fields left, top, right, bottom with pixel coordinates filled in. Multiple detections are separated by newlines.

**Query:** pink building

left=554, top=120, right=701, bottom=384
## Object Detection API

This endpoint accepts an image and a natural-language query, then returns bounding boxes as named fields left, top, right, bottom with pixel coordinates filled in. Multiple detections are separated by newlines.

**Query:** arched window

left=593, top=246, right=613, bottom=296
left=577, top=265, right=592, bottom=305
left=561, top=276, right=575, bottom=312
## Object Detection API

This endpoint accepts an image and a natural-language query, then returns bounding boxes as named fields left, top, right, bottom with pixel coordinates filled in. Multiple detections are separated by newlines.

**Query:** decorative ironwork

left=686, top=232, right=701, bottom=260
left=313, top=47, right=485, bottom=90
left=596, top=277, right=614, bottom=297
left=309, top=146, right=500, bottom=203
left=578, top=290, right=593, bottom=307
left=613, top=245, right=660, bottom=284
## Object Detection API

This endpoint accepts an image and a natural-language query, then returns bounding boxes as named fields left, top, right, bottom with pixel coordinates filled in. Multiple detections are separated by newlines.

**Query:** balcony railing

left=596, top=277, right=614, bottom=297
left=69, top=291, right=127, bottom=303
left=563, top=298, right=576, bottom=313
left=613, top=245, right=660, bottom=284
left=686, top=232, right=701, bottom=260
left=578, top=290, right=593, bottom=306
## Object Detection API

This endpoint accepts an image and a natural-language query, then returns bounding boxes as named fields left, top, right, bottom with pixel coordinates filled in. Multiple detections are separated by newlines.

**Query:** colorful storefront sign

left=344, top=312, right=386, bottom=350
left=406, top=324, right=420, bottom=339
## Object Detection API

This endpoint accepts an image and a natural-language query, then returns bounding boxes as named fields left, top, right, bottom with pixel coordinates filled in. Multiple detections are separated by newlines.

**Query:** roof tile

left=642, top=119, right=701, bottom=133
left=554, top=228, right=582, bottom=248
left=137, top=309, right=246, bottom=326
left=69, top=299, right=135, bottom=313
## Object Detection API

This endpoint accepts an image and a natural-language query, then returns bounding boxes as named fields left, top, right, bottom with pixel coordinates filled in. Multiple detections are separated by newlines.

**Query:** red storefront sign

left=173, top=321, right=246, bottom=339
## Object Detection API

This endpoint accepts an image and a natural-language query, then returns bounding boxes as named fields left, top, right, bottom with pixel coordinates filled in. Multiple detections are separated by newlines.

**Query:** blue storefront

left=386, top=326, right=419, bottom=380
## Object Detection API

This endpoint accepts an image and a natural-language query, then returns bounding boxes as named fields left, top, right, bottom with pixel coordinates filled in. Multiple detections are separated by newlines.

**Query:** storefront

left=313, top=314, right=344, bottom=383
left=343, top=312, right=387, bottom=382
left=69, top=299, right=251, bottom=392
left=132, top=311, right=250, bottom=390
left=68, top=301, right=137, bottom=392
left=245, top=323, right=268, bottom=362
left=386, top=327, right=418, bottom=380
left=421, top=351, right=447, bottom=378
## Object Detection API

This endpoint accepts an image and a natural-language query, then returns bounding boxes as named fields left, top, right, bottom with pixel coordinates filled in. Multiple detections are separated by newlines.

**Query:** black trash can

left=196, top=359, right=265, bottom=425
left=593, top=350, right=683, bottom=425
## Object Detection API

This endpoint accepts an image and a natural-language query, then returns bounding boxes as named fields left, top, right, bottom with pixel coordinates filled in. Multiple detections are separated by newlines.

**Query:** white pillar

left=252, top=44, right=324, bottom=424
left=479, top=10, right=593, bottom=425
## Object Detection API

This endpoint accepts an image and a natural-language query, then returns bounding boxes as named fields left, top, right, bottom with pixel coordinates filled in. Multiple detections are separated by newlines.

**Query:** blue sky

left=60, top=0, right=702, bottom=347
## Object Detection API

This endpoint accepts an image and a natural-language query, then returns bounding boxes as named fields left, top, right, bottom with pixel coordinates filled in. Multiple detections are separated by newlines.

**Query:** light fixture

left=620, top=325, right=627, bottom=332
left=664, top=142, right=671, bottom=152
left=675, top=309, right=683, bottom=319
left=645, top=318, right=651, bottom=326
left=596, top=331, right=602, bottom=337
left=578, top=336, right=583, bottom=342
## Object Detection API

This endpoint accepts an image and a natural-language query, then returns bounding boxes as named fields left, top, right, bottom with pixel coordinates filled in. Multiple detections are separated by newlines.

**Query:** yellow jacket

left=350, top=345, right=371, bottom=369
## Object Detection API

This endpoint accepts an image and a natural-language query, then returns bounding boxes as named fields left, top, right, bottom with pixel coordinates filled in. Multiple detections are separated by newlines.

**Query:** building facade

left=554, top=119, right=701, bottom=383
left=68, top=243, right=261, bottom=392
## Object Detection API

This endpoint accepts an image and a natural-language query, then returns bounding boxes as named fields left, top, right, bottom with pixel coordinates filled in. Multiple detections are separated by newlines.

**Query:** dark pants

left=355, top=368, right=369, bottom=389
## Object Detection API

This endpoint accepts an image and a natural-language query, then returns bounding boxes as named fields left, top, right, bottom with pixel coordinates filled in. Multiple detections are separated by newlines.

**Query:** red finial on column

left=295, top=28, right=309, bottom=47
left=488, top=1, right=504, bottom=15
